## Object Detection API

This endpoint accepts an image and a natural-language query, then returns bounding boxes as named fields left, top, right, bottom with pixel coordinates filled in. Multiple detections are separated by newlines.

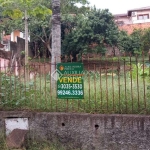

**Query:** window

left=138, top=14, right=149, bottom=20
left=132, top=12, right=137, bottom=16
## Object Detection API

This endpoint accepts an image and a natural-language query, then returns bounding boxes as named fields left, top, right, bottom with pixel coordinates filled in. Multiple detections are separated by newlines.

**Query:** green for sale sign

left=56, top=63, right=84, bottom=99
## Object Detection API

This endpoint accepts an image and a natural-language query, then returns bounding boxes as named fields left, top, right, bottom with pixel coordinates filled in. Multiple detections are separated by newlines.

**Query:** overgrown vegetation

left=0, top=59, right=150, bottom=114
left=62, top=7, right=119, bottom=58
left=0, top=0, right=150, bottom=58
left=0, top=133, right=77, bottom=150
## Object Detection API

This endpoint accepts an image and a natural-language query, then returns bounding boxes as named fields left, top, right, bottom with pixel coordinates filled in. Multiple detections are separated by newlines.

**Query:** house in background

left=10, top=30, right=30, bottom=42
left=0, top=30, right=32, bottom=76
left=114, top=13, right=131, bottom=26
left=128, top=6, right=150, bottom=24
left=114, top=6, right=150, bottom=34
left=1, top=29, right=30, bottom=51
left=1, top=35, right=11, bottom=51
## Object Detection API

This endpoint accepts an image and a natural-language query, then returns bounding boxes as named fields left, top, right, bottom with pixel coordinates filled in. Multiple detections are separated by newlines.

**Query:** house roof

left=114, top=13, right=128, bottom=19
left=114, top=13, right=127, bottom=17
left=114, top=6, right=150, bottom=17
left=128, top=6, right=150, bottom=16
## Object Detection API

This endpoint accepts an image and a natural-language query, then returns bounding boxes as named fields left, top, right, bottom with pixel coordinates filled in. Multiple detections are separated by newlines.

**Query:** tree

left=29, top=0, right=89, bottom=56
left=61, top=0, right=89, bottom=14
left=130, top=29, right=143, bottom=55
left=0, top=0, right=89, bottom=56
left=117, top=29, right=143, bottom=55
left=142, top=28, right=150, bottom=53
left=62, top=8, right=119, bottom=59
left=0, top=0, right=52, bottom=80
left=0, top=0, right=52, bottom=54
left=117, top=30, right=132, bottom=53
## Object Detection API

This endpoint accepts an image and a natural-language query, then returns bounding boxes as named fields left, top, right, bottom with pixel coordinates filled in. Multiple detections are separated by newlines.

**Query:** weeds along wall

left=0, top=111, right=150, bottom=150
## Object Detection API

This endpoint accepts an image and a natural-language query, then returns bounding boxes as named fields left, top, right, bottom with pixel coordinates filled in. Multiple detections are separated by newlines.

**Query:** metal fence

left=0, top=53, right=150, bottom=114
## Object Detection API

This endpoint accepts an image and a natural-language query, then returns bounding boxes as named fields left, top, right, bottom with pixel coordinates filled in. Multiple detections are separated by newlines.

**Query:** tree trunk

left=10, top=53, right=17, bottom=73
left=51, top=0, right=61, bottom=89
left=112, top=46, right=116, bottom=57
left=46, top=43, right=52, bottom=54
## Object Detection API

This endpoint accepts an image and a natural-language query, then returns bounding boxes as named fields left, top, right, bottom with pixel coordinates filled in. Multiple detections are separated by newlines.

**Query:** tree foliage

left=62, top=7, right=119, bottom=57
left=60, top=0, right=89, bottom=14
left=142, top=28, right=150, bottom=53
left=0, top=0, right=89, bottom=57
left=117, top=30, right=141, bottom=54
left=117, top=29, right=150, bottom=55
left=0, top=0, right=52, bottom=30
left=1, top=0, right=149, bottom=58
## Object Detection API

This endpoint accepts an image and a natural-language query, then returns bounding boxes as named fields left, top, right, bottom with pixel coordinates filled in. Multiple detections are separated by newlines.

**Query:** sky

left=86, top=0, right=150, bottom=14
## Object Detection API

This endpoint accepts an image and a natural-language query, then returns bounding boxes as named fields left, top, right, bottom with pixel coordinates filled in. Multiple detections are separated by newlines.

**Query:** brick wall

left=119, top=23, right=150, bottom=34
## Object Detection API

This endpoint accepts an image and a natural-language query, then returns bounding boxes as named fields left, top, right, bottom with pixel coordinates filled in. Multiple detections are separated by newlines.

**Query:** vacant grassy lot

left=0, top=63, right=150, bottom=114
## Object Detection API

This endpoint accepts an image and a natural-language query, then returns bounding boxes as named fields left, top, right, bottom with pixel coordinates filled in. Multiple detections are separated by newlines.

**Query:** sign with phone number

left=57, top=63, right=84, bottom=99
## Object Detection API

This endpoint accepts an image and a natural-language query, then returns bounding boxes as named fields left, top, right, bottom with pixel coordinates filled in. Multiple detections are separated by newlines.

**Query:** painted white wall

left=10, top=32, right=14, bottom=42
left=20, top=32, right=24, bottom=38
left=18, top=31, right=30, bottom=41
left=10, top=30, right=30, bottom=42
left=132, top=19, right=150, bottom=23
left=5, top=118, right=29, bottom=136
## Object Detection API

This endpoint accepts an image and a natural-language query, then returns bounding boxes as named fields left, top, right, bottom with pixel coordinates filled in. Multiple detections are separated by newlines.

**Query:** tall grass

left=83, top=72, right=149, bottom=114
left=0, top=65, right=150, bottom=114
left=0, top=133, right=7, bottom=150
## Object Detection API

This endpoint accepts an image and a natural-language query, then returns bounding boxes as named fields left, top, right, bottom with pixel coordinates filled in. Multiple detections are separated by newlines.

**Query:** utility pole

left=51, top=0, right=61, bottom=89
left=25, top=9, right=29, bottom=80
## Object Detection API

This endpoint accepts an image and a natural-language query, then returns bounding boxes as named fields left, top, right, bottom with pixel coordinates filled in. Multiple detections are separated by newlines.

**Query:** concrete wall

left=0, top=111, right=150, bottom=150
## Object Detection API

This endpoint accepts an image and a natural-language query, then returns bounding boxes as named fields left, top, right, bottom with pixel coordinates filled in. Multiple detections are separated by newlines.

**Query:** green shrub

left=0, top=73, right=34, bottom=109
left=128, top=63, right=150, bottom=80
